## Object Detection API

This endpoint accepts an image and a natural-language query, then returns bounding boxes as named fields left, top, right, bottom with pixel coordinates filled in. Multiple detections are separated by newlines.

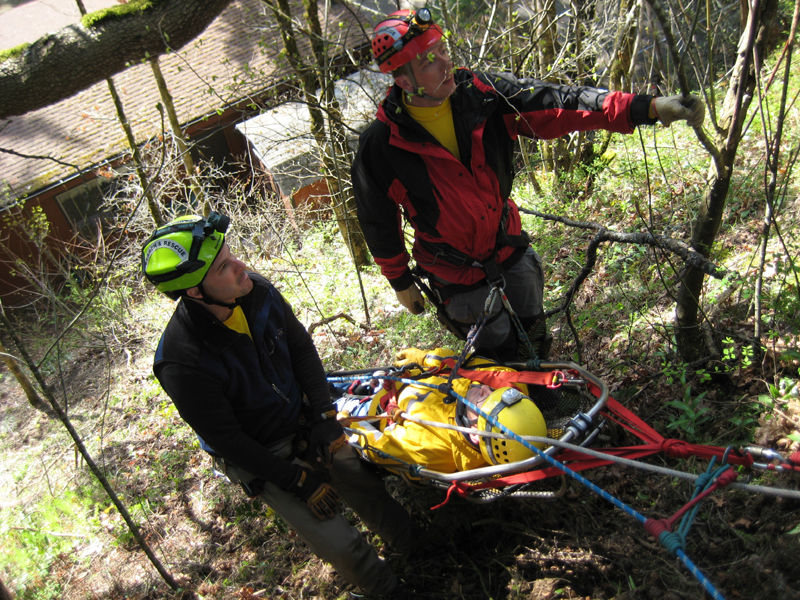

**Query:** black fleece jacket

left=153, top=273, right=331, bottom=489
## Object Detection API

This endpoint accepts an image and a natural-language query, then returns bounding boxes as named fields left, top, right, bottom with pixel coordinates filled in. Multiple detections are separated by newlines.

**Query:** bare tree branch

left=308, top=312, right=369, bottom=334
left=0, top=0, right=233, bottom=119
left=520, top=208, right=735, bottom=320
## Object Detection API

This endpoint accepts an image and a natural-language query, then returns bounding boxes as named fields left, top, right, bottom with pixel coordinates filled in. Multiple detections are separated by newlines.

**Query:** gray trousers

left=220, top=439, right=419, bottom=595
left=437, top=247, right=545, bottom=350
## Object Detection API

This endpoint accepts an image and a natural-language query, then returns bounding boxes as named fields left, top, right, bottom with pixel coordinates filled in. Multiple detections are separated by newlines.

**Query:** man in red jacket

left=352, top=9, right=704, bottom=361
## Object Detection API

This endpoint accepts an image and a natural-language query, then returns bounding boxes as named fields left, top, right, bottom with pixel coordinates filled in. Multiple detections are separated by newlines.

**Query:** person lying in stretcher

left=332, top=348, right=548, bottom=475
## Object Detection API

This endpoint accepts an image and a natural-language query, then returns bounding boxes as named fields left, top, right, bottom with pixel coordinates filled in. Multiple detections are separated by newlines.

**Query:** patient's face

left=465, top=385, right=493, bottom=422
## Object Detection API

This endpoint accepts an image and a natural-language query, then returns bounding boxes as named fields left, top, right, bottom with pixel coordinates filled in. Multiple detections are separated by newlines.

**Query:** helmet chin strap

left=413, top=89, right=447, bottom=102
left=405, top=69, right=450, bottom=103
left=197, top=282, right=240, bottom=310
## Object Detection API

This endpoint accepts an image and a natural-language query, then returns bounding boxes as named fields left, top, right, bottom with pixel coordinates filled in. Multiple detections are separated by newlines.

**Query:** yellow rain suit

left=345, top=348, right=527, bottom=475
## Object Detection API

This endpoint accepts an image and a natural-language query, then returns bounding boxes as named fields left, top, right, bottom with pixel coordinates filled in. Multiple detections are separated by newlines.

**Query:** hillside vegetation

left=1, top=101, right=799, bottom=599
left=2, top=4, right=800, bottom=592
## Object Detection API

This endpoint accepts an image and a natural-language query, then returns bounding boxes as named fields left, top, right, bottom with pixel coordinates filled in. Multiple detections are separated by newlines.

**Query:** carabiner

left=547, top=371, right=565, bottom=388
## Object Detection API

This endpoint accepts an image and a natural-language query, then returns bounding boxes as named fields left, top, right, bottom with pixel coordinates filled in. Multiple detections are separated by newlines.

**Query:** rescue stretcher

left=328, top=348, right=800, bottom=599
left=328, top=354, right=800, bottom=505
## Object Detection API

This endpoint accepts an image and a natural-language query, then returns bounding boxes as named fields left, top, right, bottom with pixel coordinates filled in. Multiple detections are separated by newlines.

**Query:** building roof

left=0, top=0, right=378, bottom=203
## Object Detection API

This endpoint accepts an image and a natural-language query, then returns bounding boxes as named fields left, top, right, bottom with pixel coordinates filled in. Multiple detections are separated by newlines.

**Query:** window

left=55, top=177, right=115, bottom=235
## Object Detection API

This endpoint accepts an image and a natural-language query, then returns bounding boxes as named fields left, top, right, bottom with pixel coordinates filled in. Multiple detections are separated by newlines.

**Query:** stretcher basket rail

left=416, top=361, right=607, bottom=484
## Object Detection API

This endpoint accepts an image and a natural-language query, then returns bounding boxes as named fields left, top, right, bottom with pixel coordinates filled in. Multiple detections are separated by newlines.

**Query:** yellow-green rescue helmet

left=477, top=387, right=547, bottom=465
left=141, top=211, right=229, bottom=300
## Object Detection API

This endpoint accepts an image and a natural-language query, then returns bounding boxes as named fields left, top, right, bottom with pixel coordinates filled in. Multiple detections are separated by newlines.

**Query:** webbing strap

left=602, top=397, right=755, bottom=466
left=415, top=199, right=531, bottom=272
left=416, top=236, right=483, bottom=268
left=437, top=357, right=558, bottom=387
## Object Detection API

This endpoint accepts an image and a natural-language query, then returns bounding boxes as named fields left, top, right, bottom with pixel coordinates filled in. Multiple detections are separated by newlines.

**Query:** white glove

left=652, top=94, right=705, bottom=127
left=395, top=284, right=425, bottom=314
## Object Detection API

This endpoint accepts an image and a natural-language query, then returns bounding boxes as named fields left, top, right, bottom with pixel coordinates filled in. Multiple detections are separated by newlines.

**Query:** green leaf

left=668, top=400, right=690, bottom=411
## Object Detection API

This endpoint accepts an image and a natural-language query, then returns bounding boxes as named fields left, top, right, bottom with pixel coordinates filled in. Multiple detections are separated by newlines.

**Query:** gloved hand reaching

left=394, top=347, right=429, bottom=367
left=308, top=406, right=348, bottom=468
left=651, top=94, right=705, bottom=127
left=290, top=467, right=341, bottom=520
left=396, top=284, right=425, bottom=314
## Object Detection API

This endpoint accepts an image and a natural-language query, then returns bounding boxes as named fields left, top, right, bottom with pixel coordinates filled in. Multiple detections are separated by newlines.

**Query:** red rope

left=662, top=468, right=739, bottom=530
left=431, top=481, right=473, bottom=509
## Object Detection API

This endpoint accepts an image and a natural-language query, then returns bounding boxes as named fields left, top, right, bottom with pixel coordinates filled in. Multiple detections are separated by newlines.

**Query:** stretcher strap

left=437, top=357, right=558, bottom=387
left=602, top=397, right=755, bottom=466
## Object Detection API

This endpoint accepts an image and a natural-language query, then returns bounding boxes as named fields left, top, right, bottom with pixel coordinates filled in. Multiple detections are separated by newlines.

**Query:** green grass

left=0, top=487, right=99, bottom=599
left=1, top=57, right=799, bottom=599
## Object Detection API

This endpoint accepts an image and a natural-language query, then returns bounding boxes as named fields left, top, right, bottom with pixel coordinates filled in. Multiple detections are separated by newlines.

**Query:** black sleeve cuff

left=284, top=464, right=305, bottom=492
left=309, top=402, right=338, bottom=422
left=631, top=94, right=658, bottom=126
left=389, top=269, right=415, bottom=292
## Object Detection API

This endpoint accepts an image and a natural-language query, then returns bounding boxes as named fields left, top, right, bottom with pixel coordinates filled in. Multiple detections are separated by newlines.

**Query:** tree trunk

left=149, top=56, right=206, bottom=211
left=301, top=0, right=369, bottom=267
left=262, top=0, right=369, bottom=266
left=533, top=0, right=556, bottom=77
left=609, top=0, right=635, bottom=91
left=674, top=176, right=731, bottom=357
left=0, top=336, right=49, bottom=414
left=673, top=0, right=779, bottom=361
left=72, top=0, right=163, bottom=226
left=106, top=71, right=163, bottom=226
left=0, top=0, right=234, bottom=119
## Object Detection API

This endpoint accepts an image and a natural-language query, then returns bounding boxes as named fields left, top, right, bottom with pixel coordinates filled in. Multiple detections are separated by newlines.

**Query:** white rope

left=394, top=412, right=800, bottom=500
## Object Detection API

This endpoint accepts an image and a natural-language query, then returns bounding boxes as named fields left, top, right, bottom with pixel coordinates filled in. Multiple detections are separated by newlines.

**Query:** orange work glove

left=290, top=467, right=340, bottom=520
left=393, top=347, right=429, bottom=367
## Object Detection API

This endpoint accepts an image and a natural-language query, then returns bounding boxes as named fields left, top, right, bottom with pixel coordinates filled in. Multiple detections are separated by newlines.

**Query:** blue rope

left=674, top=457, right=733, bottom=551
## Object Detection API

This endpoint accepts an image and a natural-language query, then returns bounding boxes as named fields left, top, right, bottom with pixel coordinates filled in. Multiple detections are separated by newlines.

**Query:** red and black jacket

left=352, top=68, right=657, bottom=290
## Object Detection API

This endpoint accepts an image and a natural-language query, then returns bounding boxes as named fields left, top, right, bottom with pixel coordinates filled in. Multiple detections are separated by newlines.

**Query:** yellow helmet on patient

left=477, top=387, right=547, bottom=465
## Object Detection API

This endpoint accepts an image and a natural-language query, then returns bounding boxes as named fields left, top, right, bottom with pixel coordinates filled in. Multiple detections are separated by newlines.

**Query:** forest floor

left=1, top=317, right=799, bottom=600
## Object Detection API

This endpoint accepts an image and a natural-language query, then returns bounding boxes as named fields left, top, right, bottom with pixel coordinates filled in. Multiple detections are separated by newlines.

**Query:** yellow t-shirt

left=404, top=96, right=461, bottom=161
left=222, top=306, right=253, bottom=341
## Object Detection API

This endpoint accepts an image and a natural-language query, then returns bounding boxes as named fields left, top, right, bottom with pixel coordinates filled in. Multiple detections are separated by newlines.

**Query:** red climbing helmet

left=371, top=8, right=443, bottom=74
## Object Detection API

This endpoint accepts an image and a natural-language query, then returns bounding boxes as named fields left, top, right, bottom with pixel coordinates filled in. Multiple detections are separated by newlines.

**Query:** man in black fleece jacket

left=142, top=212, right=419, bottom=598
